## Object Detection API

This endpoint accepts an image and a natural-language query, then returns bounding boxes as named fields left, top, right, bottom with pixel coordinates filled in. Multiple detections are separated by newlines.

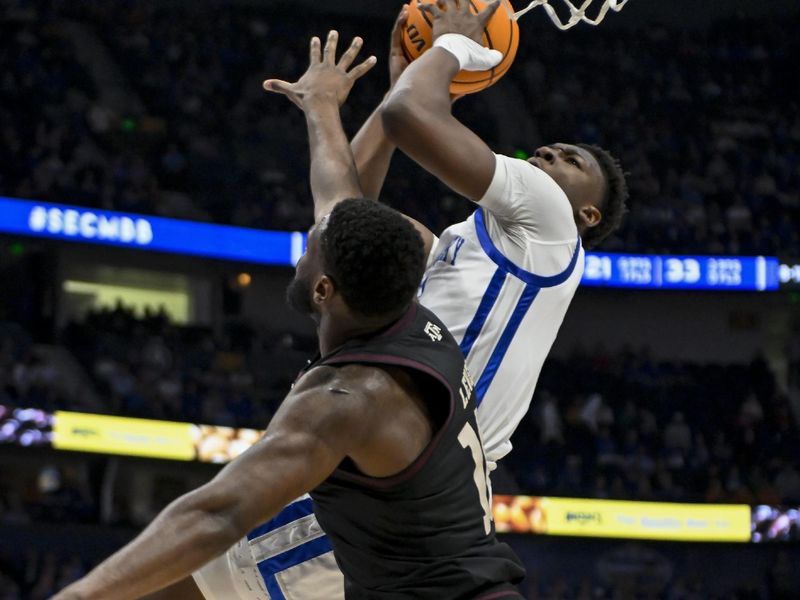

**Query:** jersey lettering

left=458, top=420, right=492, bottom=535
left=458, top=365, right=475, bottom=409
left=424, top=321, right=443, bottom=342
left=434, top=235, right=466, bottom=267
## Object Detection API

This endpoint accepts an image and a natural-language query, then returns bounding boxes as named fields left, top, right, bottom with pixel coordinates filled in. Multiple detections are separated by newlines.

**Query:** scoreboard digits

left=583, top=253, right=778, bottom=291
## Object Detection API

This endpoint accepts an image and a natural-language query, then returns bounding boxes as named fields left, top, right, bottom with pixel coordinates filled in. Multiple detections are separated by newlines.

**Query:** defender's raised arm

left=263, top=31, right=376, bottom=222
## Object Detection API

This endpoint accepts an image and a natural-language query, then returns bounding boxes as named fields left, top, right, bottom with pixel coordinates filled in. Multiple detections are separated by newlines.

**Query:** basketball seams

left=419, top=0, right=434, bottom=29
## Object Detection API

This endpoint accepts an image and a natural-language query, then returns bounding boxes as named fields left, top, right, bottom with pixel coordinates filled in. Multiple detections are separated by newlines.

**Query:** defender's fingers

left=323, top=30, right=339, bottom=64
left=338, top=37, right=363, bottom=71
left=347, top=56, right=378, bottom=80
left=309, top=36, right=321, bottom=65
left=478, top=0, right=502, bottom=26
left=262, top=79, right=295, bottom=95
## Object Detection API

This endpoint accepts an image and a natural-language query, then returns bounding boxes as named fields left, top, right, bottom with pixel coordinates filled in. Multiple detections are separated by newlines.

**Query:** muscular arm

left=382, top=48, right=497, bottom=202
left=351, top=6, right=407, bottom=202
left=53, top=368, right=371, bottom=600
left=306, top=98, right=364, bottom=223
left=310, top=98, right=435, bottom=257
left=351, top=98, right=395, bottom=201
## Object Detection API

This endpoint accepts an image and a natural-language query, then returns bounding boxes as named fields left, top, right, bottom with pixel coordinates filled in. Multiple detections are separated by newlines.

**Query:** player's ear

left=578, top=205, right=602, bottom=229
left=313, top=275, right=336, bottom=305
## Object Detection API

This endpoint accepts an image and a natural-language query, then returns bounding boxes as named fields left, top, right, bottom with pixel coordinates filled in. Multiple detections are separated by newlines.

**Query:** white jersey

left=418, top=154, right=584, bottom=467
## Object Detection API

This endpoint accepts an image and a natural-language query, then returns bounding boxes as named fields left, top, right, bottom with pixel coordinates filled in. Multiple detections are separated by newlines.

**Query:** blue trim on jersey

left=474, top=208, right=581, bottom=287
left=256, top=535, right=334, bottom=578
left=475, top=284, right=541, bottom=404
left=459, top=268, right=506, bottom=358
left=263, top=575, right=287, bottom=600
left=246, top=498, right=314, bottom=541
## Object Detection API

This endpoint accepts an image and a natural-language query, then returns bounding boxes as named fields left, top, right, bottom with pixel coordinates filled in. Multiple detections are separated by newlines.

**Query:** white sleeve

left=479, top=153, right=577, bottom=244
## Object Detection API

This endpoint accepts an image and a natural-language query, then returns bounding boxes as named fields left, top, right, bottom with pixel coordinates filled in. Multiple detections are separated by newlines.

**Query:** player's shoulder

left=484, top=153, right=577, bottom=242
left=293, top=363, right=406, bottom=405
left=494, top=154, right=569, bottom=202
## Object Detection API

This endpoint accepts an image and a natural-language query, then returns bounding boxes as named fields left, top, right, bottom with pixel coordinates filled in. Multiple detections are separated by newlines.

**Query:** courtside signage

left=493, top=495, right=752, bottom=542
left=0, top=404, right=788, bottom=542
left=0, top=196, right=781, bottom=290
left=52, top=411, right=196, bottom=461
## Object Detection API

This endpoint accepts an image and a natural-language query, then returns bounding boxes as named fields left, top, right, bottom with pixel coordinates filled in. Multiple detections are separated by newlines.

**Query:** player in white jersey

left=378, top=0, right=628, bottom=467
left=150, top=5, right=628, bottom=600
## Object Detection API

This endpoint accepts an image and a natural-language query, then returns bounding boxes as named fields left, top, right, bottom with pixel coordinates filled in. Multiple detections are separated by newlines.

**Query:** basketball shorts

left=192, top=495, right=345, bottom=600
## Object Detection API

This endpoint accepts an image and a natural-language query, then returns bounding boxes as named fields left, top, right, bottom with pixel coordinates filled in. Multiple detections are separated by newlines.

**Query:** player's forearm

left=55, top=488, right=242, bottom=600
left=351, top=97, right=396, bottom=200
left=305, top=99, right=363, bottom=222
left=383, top=48, right=459, bottom=136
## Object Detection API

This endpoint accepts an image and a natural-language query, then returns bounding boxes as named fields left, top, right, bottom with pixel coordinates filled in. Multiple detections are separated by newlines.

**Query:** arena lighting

left=0, top=195, right=782, bottom=291
left=4, top=404, right=794, bottom=543
left=236, top=272, right=253, bottom=287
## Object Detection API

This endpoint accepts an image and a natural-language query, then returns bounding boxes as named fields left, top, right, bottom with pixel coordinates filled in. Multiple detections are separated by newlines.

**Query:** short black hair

left=577, top=143, right=629, bottom=249
left=320, top=198, right=425, bottom=317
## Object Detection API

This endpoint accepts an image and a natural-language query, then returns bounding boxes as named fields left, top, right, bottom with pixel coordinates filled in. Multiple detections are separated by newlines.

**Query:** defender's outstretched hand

left=420, top=0, right=501, bottom=44
left=263, top=30, right=376, bottom=109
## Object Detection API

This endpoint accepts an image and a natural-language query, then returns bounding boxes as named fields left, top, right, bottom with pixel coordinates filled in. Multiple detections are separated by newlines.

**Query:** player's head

left=528, top=143, right=628, bottom=249
left=287, top=198, right=426, bottom=323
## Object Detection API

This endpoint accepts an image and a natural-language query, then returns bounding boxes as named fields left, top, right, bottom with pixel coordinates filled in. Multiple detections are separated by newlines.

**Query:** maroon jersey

left=308, top=302, right=525, bottom=599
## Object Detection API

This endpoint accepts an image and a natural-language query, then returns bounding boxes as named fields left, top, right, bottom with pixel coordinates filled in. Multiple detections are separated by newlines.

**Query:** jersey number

left=458, top=421, right=492, bottom=535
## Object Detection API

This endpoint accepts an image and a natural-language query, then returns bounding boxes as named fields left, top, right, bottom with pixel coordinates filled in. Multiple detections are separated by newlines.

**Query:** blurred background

left=1, top=0, right=799, bottom=598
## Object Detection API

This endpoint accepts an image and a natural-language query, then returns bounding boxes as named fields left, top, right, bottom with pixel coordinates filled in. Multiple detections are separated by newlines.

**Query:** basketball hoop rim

left=512, top=0, right=631, bottom=29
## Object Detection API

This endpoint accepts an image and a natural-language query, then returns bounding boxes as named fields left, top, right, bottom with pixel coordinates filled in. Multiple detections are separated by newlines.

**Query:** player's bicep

left=382, top=98, right=496, bottom=202
left=203, top=373, right=363, bottom=532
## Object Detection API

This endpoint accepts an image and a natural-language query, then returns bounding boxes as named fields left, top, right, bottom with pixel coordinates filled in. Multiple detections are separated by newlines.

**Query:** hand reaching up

left=263, top=30, right=377, bottom=110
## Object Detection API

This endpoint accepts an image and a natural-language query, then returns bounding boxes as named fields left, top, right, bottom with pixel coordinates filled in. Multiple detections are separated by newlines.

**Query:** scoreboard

left=582, top=253, right=780, bottom=291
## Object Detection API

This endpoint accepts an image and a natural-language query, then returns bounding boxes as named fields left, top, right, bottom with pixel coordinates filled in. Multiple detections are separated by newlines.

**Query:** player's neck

left=317, top=310, right=402, bottom=356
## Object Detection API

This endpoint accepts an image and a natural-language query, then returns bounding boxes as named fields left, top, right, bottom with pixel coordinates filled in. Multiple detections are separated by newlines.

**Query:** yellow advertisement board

left=53, top=411, right=196, bottom=461
left=493, top=495, right=751, bottom=543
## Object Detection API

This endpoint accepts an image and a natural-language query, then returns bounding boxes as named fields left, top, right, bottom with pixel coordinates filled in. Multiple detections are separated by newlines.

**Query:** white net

left=513, top=0, right=630, bottom=30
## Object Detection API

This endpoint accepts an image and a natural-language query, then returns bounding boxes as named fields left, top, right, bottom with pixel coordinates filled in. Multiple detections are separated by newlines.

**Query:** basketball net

left=512, top=0, right=630, bottom=30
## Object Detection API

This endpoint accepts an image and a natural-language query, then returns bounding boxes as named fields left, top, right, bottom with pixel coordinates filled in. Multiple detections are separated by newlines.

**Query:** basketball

left=401, top=0, right=519, bottom=95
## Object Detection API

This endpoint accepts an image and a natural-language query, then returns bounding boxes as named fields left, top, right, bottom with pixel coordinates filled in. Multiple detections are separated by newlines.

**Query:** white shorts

left=193, top=496, right=345, bottom=600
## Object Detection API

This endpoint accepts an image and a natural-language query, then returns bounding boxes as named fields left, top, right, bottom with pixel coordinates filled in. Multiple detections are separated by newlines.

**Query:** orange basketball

left=401, top=0, right=519, bottom=95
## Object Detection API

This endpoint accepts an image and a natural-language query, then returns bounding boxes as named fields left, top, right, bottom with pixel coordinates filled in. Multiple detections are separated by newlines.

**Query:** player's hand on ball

left=420, top=0, right=501, bottom=45
left=263, top=30, right=377, bottom=109
left=389, top=5, right=411, bottom=87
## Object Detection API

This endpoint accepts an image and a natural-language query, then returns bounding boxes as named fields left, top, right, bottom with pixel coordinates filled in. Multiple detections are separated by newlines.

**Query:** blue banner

left=582, top=252, right=780, bottom=291
left=0, top=196, right=306, bottom=266
left=0, top=196, right=782, bottom=291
